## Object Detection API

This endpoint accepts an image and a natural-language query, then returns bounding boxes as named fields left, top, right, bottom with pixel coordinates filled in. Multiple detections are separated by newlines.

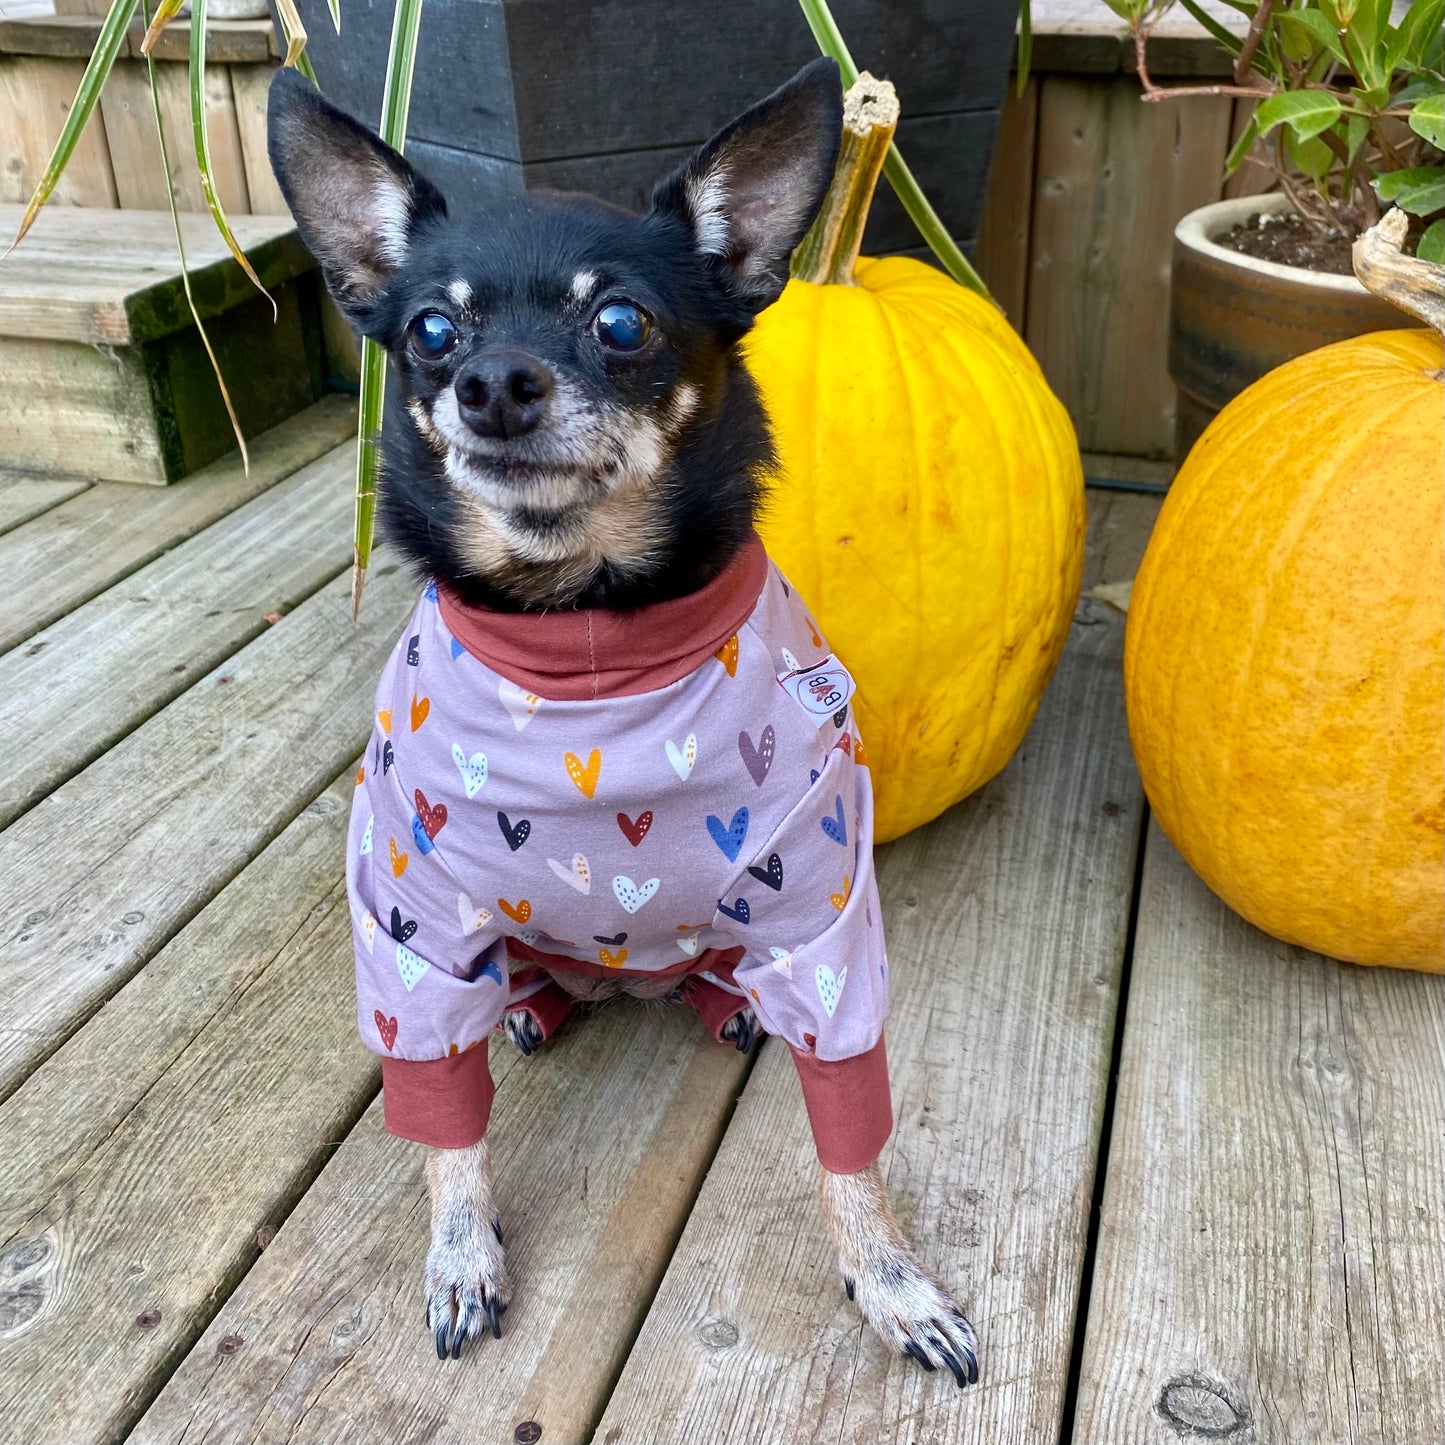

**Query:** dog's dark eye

left=593, top=301, right=652, bottom=352
left=409, top=311, right=458, bottom=360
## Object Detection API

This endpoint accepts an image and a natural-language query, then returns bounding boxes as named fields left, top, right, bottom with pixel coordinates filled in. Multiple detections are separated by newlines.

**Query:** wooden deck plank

left=1081, top=487, right=1162, bottom=593
left=1073, top=824, right=1445, bottom=1445
left=132, top=1015, right=749, bottom=1445
left=0, top=776, right=384, bottom=1445
left=0, top=470, right=91, bottom=535
left=974, top=77, right=1038, bottom=334
left=591, top=602, right=1143, bottom=1445
left=0, top=555, right=416, bottom=1103
left=0, top=394, right=354, bottom=658
left=0, top=439, right=354, bottom=830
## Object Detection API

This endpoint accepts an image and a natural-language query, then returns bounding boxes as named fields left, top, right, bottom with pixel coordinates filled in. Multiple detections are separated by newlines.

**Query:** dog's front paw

left=842, top=1244, right=978, bottom=1388
left=719, top=1005, right=760, bottom=1052
left=503, top=1007, right=545, bottom=1056
left=424, top=1204, right=511, bottom=1360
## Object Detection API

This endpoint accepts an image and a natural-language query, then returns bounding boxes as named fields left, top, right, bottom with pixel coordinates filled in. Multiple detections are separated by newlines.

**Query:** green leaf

left=1394, top=0, right=1444, bottom=69
left=327, top=0, right=341, bottom=34
left=1346, top=112, right=1369, bottom=165
left=190, top=0, right=274, bottom=316
left=1255, top=90, right=1344, bottom=143
left=1278, top=10, right=1350, bottom=68
left=5, top=0, right=140, bottom=251
left=1418, top=219, right=1445, bottom=263
left=1176, top=0, right=1245, bottom=58
left=1409, top=94, right=1445, bottom=149
left=1395, top=176, right=1445, bottom=217
left=1225, top=111, right=1260, bottom=174
left=1284, top=127, right=1335, bottom=184
left=1374, top=165, right=1444, bottom=200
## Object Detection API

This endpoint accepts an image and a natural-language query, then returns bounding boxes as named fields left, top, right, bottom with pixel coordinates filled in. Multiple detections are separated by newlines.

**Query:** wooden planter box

left=294, top=0, right=1019, bottom=259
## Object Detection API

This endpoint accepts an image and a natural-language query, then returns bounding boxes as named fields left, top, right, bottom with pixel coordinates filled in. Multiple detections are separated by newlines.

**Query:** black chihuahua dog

left=268, top=57, right=977, bottom=1387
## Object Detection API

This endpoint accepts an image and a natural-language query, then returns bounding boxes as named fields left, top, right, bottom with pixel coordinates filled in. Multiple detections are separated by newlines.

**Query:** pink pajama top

left=347, top=535, right=892, bottom=1172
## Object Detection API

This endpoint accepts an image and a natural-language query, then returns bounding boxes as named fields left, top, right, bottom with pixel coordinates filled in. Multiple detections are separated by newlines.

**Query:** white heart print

left=359, top=814, right=373, bottom=855
left=458, top=892, right=493, bottom=936
left=548, top=854, right=591, bottom=893
left=397, top=941, right=430, bottom=991
left=613, top=875, right=660, bottom=913
left=769, top=946, right=792, bottom=974
left=815, top=962, right=847, bottom=1018
left=665, top=734, right=697, bottom=781
left=498, top=678, right=540, bottom=731
left=451, top=743, right=488, bottom=797
left=677, top=932, right=701, bottom=956
left=361, top=911, right=377, bottom=953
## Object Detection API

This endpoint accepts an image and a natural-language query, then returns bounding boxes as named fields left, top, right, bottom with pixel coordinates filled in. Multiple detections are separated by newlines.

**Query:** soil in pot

left=1222, top=212, right=1355, bottom=276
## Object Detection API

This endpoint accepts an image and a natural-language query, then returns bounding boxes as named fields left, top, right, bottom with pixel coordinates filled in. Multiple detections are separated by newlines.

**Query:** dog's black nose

left=454, top=351, right=553, bottom=439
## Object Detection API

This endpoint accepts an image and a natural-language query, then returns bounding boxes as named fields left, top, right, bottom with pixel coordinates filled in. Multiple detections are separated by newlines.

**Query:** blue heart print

left=718, top=896, right=751, bottom=924
left=480, top=957, right=504, bottom=986
left=411, top=814, right=436, bottom=855
left=407, top=634, right=420, bottom=666
left=820, top=794, right=847, bottom=846
left=706, top=806, right=750, bottom=862
left=450, top=637, right=465, bottom=660
left=383, top=740, right=395, bottom=774
left=424, top=581, right=439, bottom=603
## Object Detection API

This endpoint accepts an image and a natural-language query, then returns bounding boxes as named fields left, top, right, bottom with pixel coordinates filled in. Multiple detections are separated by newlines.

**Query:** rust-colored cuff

left=381, top=1040, right=495, bottom=1149
left=790, top=1035, right=892, bottom=1174
left=683, top=976, right=754, bottom=1042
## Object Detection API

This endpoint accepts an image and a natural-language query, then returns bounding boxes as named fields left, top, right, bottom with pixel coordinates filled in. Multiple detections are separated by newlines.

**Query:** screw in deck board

left=135, top=1309, right=162, bottom=1330
left=217, top=1334, right=244, bottom=1356
left=513, top=1422, right=543, bottom=1443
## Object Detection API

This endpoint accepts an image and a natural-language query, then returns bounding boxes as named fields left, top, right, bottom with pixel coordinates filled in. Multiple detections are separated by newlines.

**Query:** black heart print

left=497, top=812, right=531, bottom=851
left=390, top=906, right=417, bottom=942
left=747, top=852, right=784, bottom=891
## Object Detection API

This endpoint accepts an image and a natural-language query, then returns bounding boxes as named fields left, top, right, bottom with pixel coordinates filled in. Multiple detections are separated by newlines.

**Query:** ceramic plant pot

left=1168, top=193, right=1408, bottom=460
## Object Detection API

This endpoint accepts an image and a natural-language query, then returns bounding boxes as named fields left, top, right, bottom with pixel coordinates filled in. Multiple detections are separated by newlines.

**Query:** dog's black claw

left=934, top=1341, right=967, bottom=1389
left=487, top=1297, right=503, bottom=1339
left=492, top=1215, right=504, bottom=1245
left=435, top=1322, right=451, bottom=1361
left=903, top=1341, right=935, bottom=1373
left=843, top=1276, right=855, bottom=1302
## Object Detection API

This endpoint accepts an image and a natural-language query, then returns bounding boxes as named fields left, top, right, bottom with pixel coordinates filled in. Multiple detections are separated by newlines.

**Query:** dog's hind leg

left=819, top=1162, right=979, bottom=1387
left=425, top=1140, right=512, bottom=1360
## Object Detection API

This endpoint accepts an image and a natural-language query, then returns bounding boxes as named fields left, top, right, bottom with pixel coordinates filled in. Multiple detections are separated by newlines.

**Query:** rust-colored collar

left=436, top=537, right=769, bottom=701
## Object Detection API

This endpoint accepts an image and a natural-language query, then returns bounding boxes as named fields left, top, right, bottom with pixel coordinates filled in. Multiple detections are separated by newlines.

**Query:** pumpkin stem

left=1352, top=209, right=1445, bottom=351
left=791, top=73, right=899, bottom=287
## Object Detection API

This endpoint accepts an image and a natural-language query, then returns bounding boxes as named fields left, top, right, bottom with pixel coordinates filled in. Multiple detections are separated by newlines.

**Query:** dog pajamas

left=347, top=536, right=892, bottom=1173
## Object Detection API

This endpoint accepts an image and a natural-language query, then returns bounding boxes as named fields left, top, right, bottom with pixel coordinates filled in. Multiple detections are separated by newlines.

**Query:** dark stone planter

left=289, top=0, right=1019, bottom=258
left=1169, top=194, right=1409, bottom=461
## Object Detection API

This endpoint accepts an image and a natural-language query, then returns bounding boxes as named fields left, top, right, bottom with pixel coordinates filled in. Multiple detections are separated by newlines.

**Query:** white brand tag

left=777, top=655, right=856, bottom=722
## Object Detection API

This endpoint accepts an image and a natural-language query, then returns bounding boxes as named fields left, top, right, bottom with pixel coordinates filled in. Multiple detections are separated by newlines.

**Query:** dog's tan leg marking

left=819, top=1162, right=979, bottom=1387
left=424, top=1140, right=512, bottom=1359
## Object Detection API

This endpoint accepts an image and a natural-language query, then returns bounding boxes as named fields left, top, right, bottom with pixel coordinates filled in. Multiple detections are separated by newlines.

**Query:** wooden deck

left=1, top=411, right=1440, bottom=1445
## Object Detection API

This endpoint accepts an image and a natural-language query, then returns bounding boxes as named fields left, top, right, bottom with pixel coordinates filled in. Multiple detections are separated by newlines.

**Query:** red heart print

left=375, top=1011, right=398, bottom=1050
left=616, top=810, right=653, bottom=847
left=415, top=789, right=448, bottom=840
left=802, top=1033, right=817, bottom=1052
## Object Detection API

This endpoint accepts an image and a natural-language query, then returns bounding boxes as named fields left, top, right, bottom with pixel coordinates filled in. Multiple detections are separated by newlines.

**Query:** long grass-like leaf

left=796, top=0, right=992, bottom=297
left=5, top=0, right=140, bottom=253
left=1017, top=0, right=1033, bottom=97
left=327, top=0, right=342, bottom=35
left=273, top=0, right=314, bottom=71
left=139, top=0, right=187, bottom=56
left=190, top=0, right=276, bottom=316
left=142, top=1, right=249, bottom=473
left=352, top=0, right=427, bottom=616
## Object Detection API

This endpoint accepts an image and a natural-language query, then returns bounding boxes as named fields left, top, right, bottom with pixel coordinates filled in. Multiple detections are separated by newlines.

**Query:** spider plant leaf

left=190, top=0, right=276, bottom=316
left=5, top=0, right=140, bottom=253
left=143, top=4, right=249, bottom=473
left=139, top=0, right=188, bottom=56
left=353, top=0, right=428, bottom=614
left=327, top=0, right=341, bottom=35
left=273, top=0, right=313, bottom=70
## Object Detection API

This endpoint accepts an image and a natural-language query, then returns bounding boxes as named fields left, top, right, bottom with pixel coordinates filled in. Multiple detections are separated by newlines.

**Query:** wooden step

left=0, top=204, right=328, bottom=484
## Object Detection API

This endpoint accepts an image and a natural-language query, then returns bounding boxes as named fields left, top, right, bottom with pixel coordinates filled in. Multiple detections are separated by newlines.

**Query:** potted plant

left=1090, top=0, right=1443, bottom=455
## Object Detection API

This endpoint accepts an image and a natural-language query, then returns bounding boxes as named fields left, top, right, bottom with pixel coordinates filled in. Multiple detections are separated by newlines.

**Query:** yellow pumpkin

left=1125, top=328, right=1444, bottom=971
left=748, top=254, right=1084, bottom=840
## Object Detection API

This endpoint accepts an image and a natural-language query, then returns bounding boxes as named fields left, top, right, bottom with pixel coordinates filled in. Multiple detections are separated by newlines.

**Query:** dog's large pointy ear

left=651, top=57, right=843, bottom=311
left=267, top=68, right=446, bottom=327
